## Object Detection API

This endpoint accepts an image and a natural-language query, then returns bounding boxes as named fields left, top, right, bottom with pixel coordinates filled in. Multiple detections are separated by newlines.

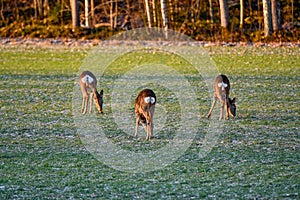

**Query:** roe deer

left=79, top=71, right=103, bottom=114
left=207, top=74, right=236, bottom=120
left=135, top=89, right=156, bottom=140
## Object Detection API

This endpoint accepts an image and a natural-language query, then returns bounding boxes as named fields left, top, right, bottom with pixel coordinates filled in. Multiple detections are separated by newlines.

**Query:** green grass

left=0, top=45, right=299, bottom=199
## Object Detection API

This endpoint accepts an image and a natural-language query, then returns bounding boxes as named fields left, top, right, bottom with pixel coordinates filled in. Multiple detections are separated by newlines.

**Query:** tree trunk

left=60, top=0, right=64, bottom=24
left=70, top=0, right=80, bottom=31
left=91, top=0, right=95, bottom=26
left=145, top=0, right=152, bottom=27
left=291, top=0, right=294, bottom=24
left=277, top=0, right=280, bottom=27
left=258, top=0, right=261, bottom=30
left=0, top=0, right=7, bottom=26
left=114, top=0, right=118, bottom=29
left=43, top=0, right=49, bottom=17
left=219, top=0, right=229, bottom=29
left=262, top=0, right=273, bottom=36
left=126, top=0, right=131, bottom=14
left=240, top=0, right=244, bottom=28
left=33, top=0, right=44, bottom=19
left=169, top=0, right=174, bottom=28
left=249, top=0, right=252, bottom=16
left=190, top=1, right=195, bottom=25
left=195, top=0, right=201, bottom=21
left=152, top=0, right=157, bottom=27
left=34, top=0, right=38, bottom=19
left=84, top=0, right=90, bottom=27
left=271, top=0, right=279, bottom=31
left=209, top=0, right=214, bottom=27
left=110, top=0, right=113, bottom=30
left=37, top=0, right=43, bottom=18
left=160, top=0, right=168, bottom=37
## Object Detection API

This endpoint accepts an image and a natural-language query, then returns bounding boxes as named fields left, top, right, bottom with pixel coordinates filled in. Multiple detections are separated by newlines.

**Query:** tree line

left=0, top=0, right=299, bottom=42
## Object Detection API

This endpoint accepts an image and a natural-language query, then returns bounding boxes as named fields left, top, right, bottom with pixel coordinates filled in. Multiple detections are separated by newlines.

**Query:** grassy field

left=0, top=44, right=299, bottom=199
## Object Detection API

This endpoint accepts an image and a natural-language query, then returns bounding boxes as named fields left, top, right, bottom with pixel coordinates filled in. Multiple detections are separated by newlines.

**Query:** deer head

left=93, top=89, right=103, bottom=113
left=228, top=97, right=236, bottom=117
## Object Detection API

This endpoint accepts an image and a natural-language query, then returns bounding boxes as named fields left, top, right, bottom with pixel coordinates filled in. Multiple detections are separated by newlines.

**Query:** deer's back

left=135, top=89, right=156, bottom=112
left=79, top=71, right=97, bottom=92
left=214, top=74, right=231, bottom=97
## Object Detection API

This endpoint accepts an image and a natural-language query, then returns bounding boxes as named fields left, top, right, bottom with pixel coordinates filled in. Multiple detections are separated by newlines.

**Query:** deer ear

left=232, top=98, right=236, bottom=103
left=100, top=90, right=103, bottom=96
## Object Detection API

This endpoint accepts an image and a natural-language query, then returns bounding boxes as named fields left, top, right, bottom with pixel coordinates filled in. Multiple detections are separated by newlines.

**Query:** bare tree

left=190, top=0, right=195, bottom=24
left=84, top=0, right=90, bottom=27
left=43, top=0, right=49, bottom=17
left=33, top=0, right=47, bottom=19
left=219, top=0, right=229, bottom=29
left=0, top=0, right=7, bottom=26
left=114, top=1, right=118, bottom=29
left=291, top=0, right=294, bottom=24
left=271, top=0, right=279, bottom=30
left=209, top=0, right=215, bottom=28
left=34, top=0, right=38, bottom=18
left=70, top=0, right=80, bottom=30
left=37, top=0, right=43, bottom=18
left=34, top=0, right=43, bottom=19
left=152, top=0, right=157, bottom=27
left=195, top=0, right=201, bottom=21
left=262, top=0, right=273, bottom=36
left=126, top=0, right=131, bottom=14
left=249, top=0, right=253, bottom=16
left=168, top=0, right=174, bottom=28
left=110, top=0, right=113, bottom=29
left=145, top=0, right=152, bottom=27
left=91, top=0, right=95, bottom=26
left=160, top=0, right=168, bottom=31
left=240, top=0, right=244, bottom=28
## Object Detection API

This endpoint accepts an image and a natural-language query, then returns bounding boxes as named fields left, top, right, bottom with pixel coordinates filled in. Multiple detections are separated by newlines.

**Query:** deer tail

left=144, top=96, right=155, bottom=113
left=144, top=97, right=155, bottom=104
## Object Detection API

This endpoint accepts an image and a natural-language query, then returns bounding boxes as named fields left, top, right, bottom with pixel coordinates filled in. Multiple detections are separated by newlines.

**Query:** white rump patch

left=144, top=97, right=155, bottom=104
left=218, top=82, right=228, bottom=91
left=81, top=75, right=94, bottom=84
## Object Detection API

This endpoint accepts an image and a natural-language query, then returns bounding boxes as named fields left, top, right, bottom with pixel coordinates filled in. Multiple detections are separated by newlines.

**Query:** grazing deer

left=207, top=74, right=236, bottom=120
left=79, top=71, right=103, bottom=114
left=135, top=89, right=156, bottom=140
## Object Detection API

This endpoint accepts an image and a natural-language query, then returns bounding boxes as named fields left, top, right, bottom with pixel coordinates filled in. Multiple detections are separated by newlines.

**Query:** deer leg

left=81, top=97, right=85, bottom=113
left=142, top=122, right=148, bottom=136
left=225, top=99, right=229, bottom=120
left=82, top=96, right=88, bottom=114
left=146, top=126, right=150, bottom=140
left=89, top=93, right=93, bottom=113
left=135, top=116, right=140, bottom=138
left=80, top=85, right=88, bottom=114
left=219, top=99, right=225, bottom=120
left=145, top=122, right=150, bottom=140
left=149, top=108, right=154, bottom=140
left=146, top=132, right=149, bottom=140
left=148, top=122, right=153, bottom=140
left=207, top=98, right=217, bottom=118
left=219, top=105, right=224, bottom=120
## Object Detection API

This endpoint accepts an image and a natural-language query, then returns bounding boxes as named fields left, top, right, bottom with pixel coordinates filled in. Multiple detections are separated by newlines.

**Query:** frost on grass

left=1, top=46, right=299, bottom=199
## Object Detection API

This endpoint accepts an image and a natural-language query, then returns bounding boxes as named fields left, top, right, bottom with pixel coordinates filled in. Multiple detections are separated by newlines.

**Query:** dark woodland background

left=0, top=0, right=299, bottom=42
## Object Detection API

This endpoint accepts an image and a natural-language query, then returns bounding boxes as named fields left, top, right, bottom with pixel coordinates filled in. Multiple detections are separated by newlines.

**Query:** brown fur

left=207, top=74, right=236, bottom=120
left=135, top=89, right=156, bottom=140
left=79, top=71, right=103, bottom=114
